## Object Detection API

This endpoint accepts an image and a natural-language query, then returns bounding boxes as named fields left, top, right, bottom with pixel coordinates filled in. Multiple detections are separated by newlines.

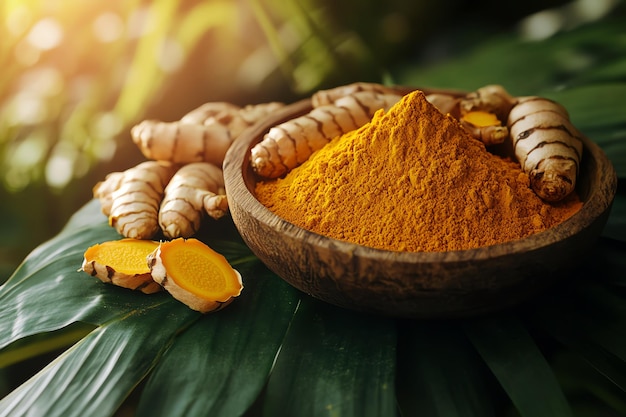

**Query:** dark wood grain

left=223, top=92, right=617, bottom=319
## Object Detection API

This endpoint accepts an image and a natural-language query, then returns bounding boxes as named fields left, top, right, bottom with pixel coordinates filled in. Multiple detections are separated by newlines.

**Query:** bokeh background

left=0, top=0, right=622, bottom=280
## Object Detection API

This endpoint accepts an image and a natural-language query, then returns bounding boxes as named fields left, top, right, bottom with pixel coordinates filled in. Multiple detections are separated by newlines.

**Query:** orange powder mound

left=255, top=90, right=582, bottom=252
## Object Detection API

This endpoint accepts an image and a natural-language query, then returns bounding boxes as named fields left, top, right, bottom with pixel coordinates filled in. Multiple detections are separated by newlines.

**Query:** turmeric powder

left=255, top=91, right=582, bottom=252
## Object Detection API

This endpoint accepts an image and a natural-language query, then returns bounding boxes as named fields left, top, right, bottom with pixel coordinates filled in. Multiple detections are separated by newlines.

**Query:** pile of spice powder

left=255, top=90, right=583, bottom=252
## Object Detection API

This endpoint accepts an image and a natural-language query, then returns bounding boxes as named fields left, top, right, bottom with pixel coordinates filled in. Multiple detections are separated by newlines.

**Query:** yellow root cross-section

left=81, top=239, right=162, bottom=294
left=81, top=237, right=243, bottom=313
left=148, top=238, right=243, bottom=313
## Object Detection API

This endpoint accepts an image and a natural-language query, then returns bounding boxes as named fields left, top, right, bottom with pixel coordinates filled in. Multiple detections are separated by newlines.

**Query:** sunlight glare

left=237, top=46, right=276, bottom=89
left=93, top=12, right=124, bottom=43
left=14, top=38, right=40, bottom=66
left=91, top=112, right=121, bottom=162
left=19, top=67, right=64, bottom=97
left=157, top=37, right=185, bottom=73
left=4, top=168, right=30, bottom=192
left=92, top=111, right=123, bottom=140
left=11, top=133, right=48, bottom=170
left=519, top=0, right=619, bottom=40
left=2, top=131, right=48, bottom=192
left=8, top=93, right=47, bottom=125
left=26, top=17, right=64, bottom=50
left=519, top=10, right=563, bottom=40
left=127, top=6, right=151, bottom=39
left=571, top=0, right=618, bottom=22
left=45, top=143, right=76, bottom=189
left=6, top=4, right=32, bottom=36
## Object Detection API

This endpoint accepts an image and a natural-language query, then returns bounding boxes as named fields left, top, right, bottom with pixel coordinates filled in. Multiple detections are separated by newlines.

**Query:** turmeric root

left=81, top=239, right=162, bottom=294
left=459, top=111, right=509, bottom=146
left=311, top=82, right=405, bottom=107
left=148, top=238, right=243, bottom=313
left=179, top=101, right=239, bottom=124
left=427, top=90, right=510, bottom=146
left=425, top=93, right=461, bottom=118
left=459, top=84, right=517, bottom=122
left=131, top=102, right=284, bottom=166
left=92, top=171, right=125, bottom=216
left=507, top=96, right=583, bottom=202
left=180, top=101, right=284, bottom=137
left=424, top=85, right=582, bottom=201
left=106, top=161, right=178, bottom=239
left=250, top=90, right=402, bottom=178
left=94, top=159, right=227, bottom=239
left=159, top=162, right=228, bottom=239
left=130, top=121, right=232, bottom=166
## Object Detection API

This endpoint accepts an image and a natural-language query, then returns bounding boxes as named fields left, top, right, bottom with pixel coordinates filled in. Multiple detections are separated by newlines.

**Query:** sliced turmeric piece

left=81, top=239, right=162, bottom=294
left=462, top=110, right=500, bottom=127
left=427, top=88, right=512, bottom=146
left=459, top=84, right=517, bottom=121
left=148, top=238, right=243, bottom=313
left=460, top=110, right=509, bottom=146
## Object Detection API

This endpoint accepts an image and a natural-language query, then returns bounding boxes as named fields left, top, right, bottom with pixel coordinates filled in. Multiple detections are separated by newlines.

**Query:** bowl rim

left=223, top=89, right=618, bottom=265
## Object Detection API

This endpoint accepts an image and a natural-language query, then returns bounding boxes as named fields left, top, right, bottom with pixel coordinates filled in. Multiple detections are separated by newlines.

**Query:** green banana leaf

left=464, top=318, right=573, bottom=417
left=262, top=299, right=397, bottom=417
left=2, top=10, right=626, bottom=417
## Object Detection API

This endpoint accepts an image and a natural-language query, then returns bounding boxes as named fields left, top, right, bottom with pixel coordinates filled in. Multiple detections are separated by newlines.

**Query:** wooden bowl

left=223, top=92, right=617, bottom=319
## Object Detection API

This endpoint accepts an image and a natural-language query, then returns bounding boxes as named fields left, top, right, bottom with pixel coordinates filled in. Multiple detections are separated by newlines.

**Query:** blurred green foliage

left=0, top=0, right=614, bottom=279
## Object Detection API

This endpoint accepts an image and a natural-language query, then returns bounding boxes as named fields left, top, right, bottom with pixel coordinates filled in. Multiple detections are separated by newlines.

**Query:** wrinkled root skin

left=81, top=258, right=162, bottom=294
left=530, top=170, right=575, bottom=202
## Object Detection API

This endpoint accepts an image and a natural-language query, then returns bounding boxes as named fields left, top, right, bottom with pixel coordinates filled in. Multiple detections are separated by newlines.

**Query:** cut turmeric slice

left=461, top=110, right=500, bottom=127
left=81, top=239, right=162, bottom=294
left=459, top=110, right=509, bottom=146
left=148, top=238, right=243, bottom=313
left=459, top=84, right=516, bottom=121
